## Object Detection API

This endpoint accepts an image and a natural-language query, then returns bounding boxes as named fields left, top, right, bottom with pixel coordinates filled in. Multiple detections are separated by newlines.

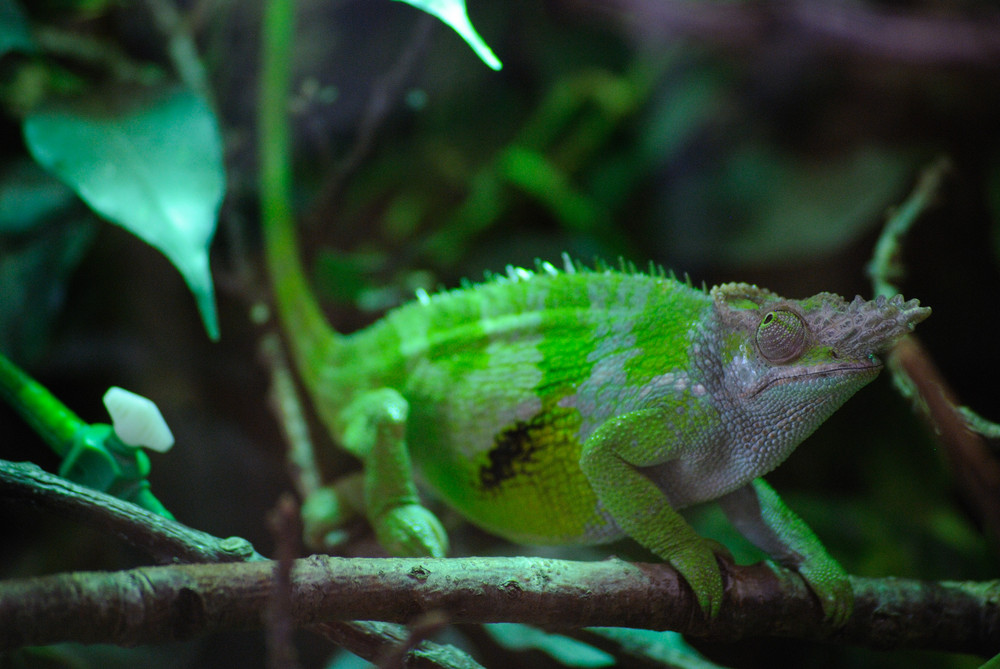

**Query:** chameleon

left=263, top=211, right=929, bottom=625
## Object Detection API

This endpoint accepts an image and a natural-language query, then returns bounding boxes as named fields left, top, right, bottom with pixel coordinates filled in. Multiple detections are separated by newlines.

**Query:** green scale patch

left=369, top=266, right=712, bottom=545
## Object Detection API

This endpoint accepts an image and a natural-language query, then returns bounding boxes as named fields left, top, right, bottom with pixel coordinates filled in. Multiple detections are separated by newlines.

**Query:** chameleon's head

left=705, top=283, right=930, bottom=468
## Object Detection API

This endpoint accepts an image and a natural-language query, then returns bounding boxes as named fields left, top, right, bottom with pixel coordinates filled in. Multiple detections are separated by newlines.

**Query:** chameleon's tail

left=262, top=198, right=342, bottom=393
left=259, top=0, right=340, bottom=394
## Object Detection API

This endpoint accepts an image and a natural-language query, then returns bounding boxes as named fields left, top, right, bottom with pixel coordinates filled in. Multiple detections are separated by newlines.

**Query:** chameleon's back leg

left=305, top=387, right=449, bottom=557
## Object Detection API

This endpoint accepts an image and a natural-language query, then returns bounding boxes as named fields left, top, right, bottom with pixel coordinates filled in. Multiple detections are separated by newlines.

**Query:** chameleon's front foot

left=668, top=538, right=726, bottom=619
left=795, top=555, right=854, bottom=626
left=720, top=479, right=854, bottom=627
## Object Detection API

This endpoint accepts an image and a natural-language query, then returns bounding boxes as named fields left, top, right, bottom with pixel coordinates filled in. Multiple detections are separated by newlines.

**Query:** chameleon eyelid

left=756, top=309, right=808, bottom=363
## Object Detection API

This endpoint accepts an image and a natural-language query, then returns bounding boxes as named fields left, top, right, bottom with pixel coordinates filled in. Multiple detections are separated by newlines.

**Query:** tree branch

left=0, top=459, right=481, bottom=667
left=865, top=159, right=1000, bottom=546
left=2, top=554, right=997, bottom=654
left=0, top=459, right=261, bottom=564
left=889, top=338, right=1000, bottom=548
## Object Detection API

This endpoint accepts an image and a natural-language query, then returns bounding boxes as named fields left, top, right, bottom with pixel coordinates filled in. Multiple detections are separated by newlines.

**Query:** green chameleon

left=264, top=213, right=929, bottom=625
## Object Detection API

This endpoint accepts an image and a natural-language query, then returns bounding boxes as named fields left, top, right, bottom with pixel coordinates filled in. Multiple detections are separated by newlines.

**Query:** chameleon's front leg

left=717, top=478, right=853, bottom=626
left=580, top=408, right=725, bottom=618
left=305, top=388, right=448, bottom=557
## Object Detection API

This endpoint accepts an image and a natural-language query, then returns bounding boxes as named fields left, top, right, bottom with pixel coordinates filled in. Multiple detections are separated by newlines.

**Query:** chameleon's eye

left=756, top=310, right=807, bottom=363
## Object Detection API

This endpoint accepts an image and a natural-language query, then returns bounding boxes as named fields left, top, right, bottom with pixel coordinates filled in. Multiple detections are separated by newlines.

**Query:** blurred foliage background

left=1, top=0, right=999, bottom=667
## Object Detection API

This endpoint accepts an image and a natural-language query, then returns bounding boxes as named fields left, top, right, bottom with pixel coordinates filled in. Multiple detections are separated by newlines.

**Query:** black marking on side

left=478, top=416, right=546, bottom=492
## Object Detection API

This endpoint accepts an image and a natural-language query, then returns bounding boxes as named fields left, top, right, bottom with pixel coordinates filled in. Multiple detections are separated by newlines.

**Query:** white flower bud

left=102, top=386, right=175, bottom=452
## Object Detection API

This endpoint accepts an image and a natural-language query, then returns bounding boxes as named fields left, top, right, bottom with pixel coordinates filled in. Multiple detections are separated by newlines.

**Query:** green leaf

left=499, top=146, right=600, bottom=231
left=394, top=0, right=502, bottom=70
left=484, top=623, right=614, bottom=667
left=586, top=628, right=726, bottom=668
left=0, top=0, right=36, bottom=59
left=23, top=85, right=225, bottom=339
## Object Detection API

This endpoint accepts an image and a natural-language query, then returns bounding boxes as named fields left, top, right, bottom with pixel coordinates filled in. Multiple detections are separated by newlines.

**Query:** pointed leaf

left=395, top=0, right=502, bottom=70
left=484, top=623, right=614, bottom=667
left=23, top=85, right=224, bottom=339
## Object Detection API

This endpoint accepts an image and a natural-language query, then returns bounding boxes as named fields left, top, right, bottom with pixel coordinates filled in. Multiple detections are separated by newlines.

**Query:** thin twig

left=889, top=339, right=1000, bottom=547
left=868, top=157, right=950, bottom=298
left=261, top=332, right=322, bottom=498
left=865, top=159, right=1000, bottom=545
left=0, top=459, right=262, bottom=563
left=375, top=611, right=452, bottom=669
left=313, top=620, right=484, bottom=669
left=141, top=0, right=212, bottom=100
left=266, top=494, right=303, bottom=669
left=32, top=27, right=164, bottom=86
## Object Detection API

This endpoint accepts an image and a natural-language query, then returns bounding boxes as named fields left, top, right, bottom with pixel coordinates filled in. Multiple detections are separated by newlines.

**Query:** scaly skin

left=265, top=211, right=929, bottom=624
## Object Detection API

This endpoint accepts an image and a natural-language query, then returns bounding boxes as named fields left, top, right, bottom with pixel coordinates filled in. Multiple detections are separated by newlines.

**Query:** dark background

left=2, top=1, right=998, bottom=667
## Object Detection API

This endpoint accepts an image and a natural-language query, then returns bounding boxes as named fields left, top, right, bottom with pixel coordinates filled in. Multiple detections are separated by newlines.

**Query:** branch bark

left=2, top=554, right=997, bottom=655
left=0, top=460, right=480, bottom=668
left=866, top=158, right=1000, bottom=546
left=889, top=337, right=1000, bottom=546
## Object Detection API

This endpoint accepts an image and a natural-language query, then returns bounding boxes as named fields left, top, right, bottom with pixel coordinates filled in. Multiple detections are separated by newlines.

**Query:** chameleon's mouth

left=750, top=358, right=882, bottom=397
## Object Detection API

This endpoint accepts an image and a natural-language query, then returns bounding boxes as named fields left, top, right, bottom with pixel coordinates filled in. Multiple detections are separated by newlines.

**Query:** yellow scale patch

left=464, top=402, right=612, bottom=544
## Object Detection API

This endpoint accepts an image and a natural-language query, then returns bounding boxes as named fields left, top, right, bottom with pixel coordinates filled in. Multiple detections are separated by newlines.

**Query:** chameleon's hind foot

left=341, top=387, right=452, bottom=557
left=374, top=502, right=449, bottom=557
left=301, top=473, right=447, bottom=557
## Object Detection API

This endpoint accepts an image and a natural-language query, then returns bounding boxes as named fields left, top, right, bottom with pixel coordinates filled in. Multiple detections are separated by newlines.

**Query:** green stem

left=141, top=0, right=211, bottom=101
left=259, top=0, right=338, bottom=393
left=868, top=157, right=950, bottom=298
left=259, top=0, right=294, bottom=248
left=0, top=351, right=84, bottom=457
